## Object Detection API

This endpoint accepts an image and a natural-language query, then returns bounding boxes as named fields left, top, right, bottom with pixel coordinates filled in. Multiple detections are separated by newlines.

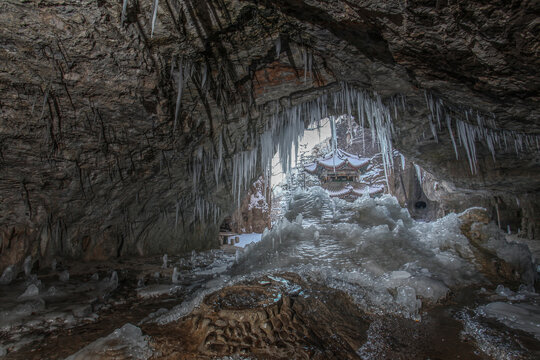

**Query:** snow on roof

left=313, top=149, right=369, bottom=171
left=324, top=183, right=384, bottom=198
left=304, top=163, right=317, bottom=173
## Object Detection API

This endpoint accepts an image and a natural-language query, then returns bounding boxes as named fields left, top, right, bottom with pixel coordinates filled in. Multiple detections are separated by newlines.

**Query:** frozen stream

left=1, top=187, right=539, bottom=359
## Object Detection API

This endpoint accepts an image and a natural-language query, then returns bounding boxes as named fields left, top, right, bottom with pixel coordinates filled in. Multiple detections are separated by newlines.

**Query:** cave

left=0, top=0, right=539, bottom=358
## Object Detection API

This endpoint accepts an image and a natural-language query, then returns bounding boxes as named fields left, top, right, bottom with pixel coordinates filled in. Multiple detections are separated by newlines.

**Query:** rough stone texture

left=458, top=207, right=523, bottom=284
left=228, top=177, right=271, bottom=234
left=0, top=0, right=539, bottom=271
left=144, top=275, right=370, bottom=359
left=143, top=273, right=486, bottom=359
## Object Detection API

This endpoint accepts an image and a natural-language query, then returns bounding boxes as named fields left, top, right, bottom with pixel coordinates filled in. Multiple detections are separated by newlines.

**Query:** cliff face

left=1, top=0, right=538, bottom=271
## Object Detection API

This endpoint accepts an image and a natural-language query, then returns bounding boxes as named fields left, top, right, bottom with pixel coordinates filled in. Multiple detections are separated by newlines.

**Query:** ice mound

left=0, top=265, right=15, bottom=285
left=136, top=284, right=182, bottom=299
left=152, top=275, right=235, bottom=325
left=18, top=284, right=39, bottom=299
left=59, top=270, right=70, bottom=282
left=65, top=323, right=153, bottom=360
left=152, top=187, right=535, bottom=324
left=478, top=302, right=540, bottom=340
left=234, top=187, right=534, bottom=319
left=459, top=310, right=533, bottom=360
left=476, top=222, right=537, bottom=287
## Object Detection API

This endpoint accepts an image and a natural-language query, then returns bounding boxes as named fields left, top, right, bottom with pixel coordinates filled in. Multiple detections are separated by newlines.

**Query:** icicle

left=151, top=0, right=159, bottom=38
left=175, top=201, right=179, bottom=228
left=400, top=154, right=406, bottom=170
left=446, top=115, right=459, bottom=160
left=429, top=115, right=438, bottom=142
left=174, top=58, right=184, bottom=132
left=201, top=63, right=207, bottom=88
left=414, top=164, right=423, bottom=184
left=162, top=254, right=168, bottom=269
left=303, top=50, right=307, bottom=83
left=23, top=256, right=32, bottom=276
left=172, top=267, right=179, bottom=284
left=109, top=271, right=118, bottom=289
left=275, top=37, right=281, bottom=57
left=495, top=202, right=501, bottom=229
left=121, top=0, right=128, bottom=24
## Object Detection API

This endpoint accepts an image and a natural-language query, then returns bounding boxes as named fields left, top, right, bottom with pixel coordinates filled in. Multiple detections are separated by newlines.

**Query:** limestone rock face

left=0, top=0, right=538, bottom=270
left=228, top=177, right=271, bottom=234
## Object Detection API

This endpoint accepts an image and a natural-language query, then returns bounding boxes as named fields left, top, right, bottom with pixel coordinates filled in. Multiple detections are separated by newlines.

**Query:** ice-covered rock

left=390, top=271, right=411, bottom=280
left=0, top=265, right=15, bottom=285
left=59, top=270, right=70, bottom=282
left=46, top=286, right=58, bottom=296
left=137, top=284, right=182, bottom=299
left=396, top=285, right=421, bottom=319
left=23, top=256, right=32, bottom=276
left=91, top=272, right=99, bottom=281
left=18, top=284, right=39, bottom=299
left=65, top=323, right=153, bottom=360
left=109, top=271, right=118, bottom=290
left=172, top=267, right=179, bottom=284
left=478, top=302, right=540, bottom=340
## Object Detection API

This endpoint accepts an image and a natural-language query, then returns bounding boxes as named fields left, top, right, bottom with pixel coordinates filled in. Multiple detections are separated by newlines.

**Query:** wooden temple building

left=304, top=149, right=384, bottom=200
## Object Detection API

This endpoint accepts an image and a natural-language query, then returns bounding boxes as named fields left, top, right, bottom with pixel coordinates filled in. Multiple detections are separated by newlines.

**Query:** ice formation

left=23, top=256, right=32, bottom=277
left=151, top=187, right=535, bottom=325
left=65, top=323, right=153, bottom=360
left=18, top=284, right=39, bottom=299
left=121, top=0, right=128, bottom=24
left=59, top=270, right=69, bottom=282
left=173, top=58, right=184, bottom=132
left=109, top=271, right=119, bottom=290
left=236, top=188, right=535, bottom=319
left=424, top=91, right=540, bottom=174
left=150, top=0, right=159, bottom=38
left=479, top=301, right=540, bottom=340
left=177, top=79, right=539, bottom=230
left=172, top=267, right=179, bottom=284
left=0, top=265, right=14, bottom=285
left=162, top=254, right=168, bottom=269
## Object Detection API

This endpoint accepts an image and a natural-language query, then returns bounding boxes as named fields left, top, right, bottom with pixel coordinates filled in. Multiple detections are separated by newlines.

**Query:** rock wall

left=228, top=177, right=271, bottom=234
left=1, top=0, right=538, bottom=272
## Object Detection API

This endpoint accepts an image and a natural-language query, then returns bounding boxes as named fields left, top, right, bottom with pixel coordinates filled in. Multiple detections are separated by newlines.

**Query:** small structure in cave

left=304, top=148, right=383, bottom=199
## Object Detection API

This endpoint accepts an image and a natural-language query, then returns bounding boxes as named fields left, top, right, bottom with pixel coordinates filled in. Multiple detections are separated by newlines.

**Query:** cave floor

left=1, top=253, right=538, bottom=359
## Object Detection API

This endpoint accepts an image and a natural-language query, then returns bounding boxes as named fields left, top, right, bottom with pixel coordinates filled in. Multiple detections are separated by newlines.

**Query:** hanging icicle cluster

left=193, top=196, right=222, bottom=224
left=223, top=82, right=403, bottom=207
left=424, top=92, right=540, bottom=174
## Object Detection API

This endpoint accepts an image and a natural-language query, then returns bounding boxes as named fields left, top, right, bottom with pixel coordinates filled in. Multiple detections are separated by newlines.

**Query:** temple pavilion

left=304, top=148, right=384, bottom=199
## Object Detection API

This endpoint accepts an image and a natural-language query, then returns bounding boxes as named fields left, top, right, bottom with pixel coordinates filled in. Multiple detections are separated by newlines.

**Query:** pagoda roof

left=304, top=149, right=369, bottom=173
left=322, top=182, right=384, bottom=198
